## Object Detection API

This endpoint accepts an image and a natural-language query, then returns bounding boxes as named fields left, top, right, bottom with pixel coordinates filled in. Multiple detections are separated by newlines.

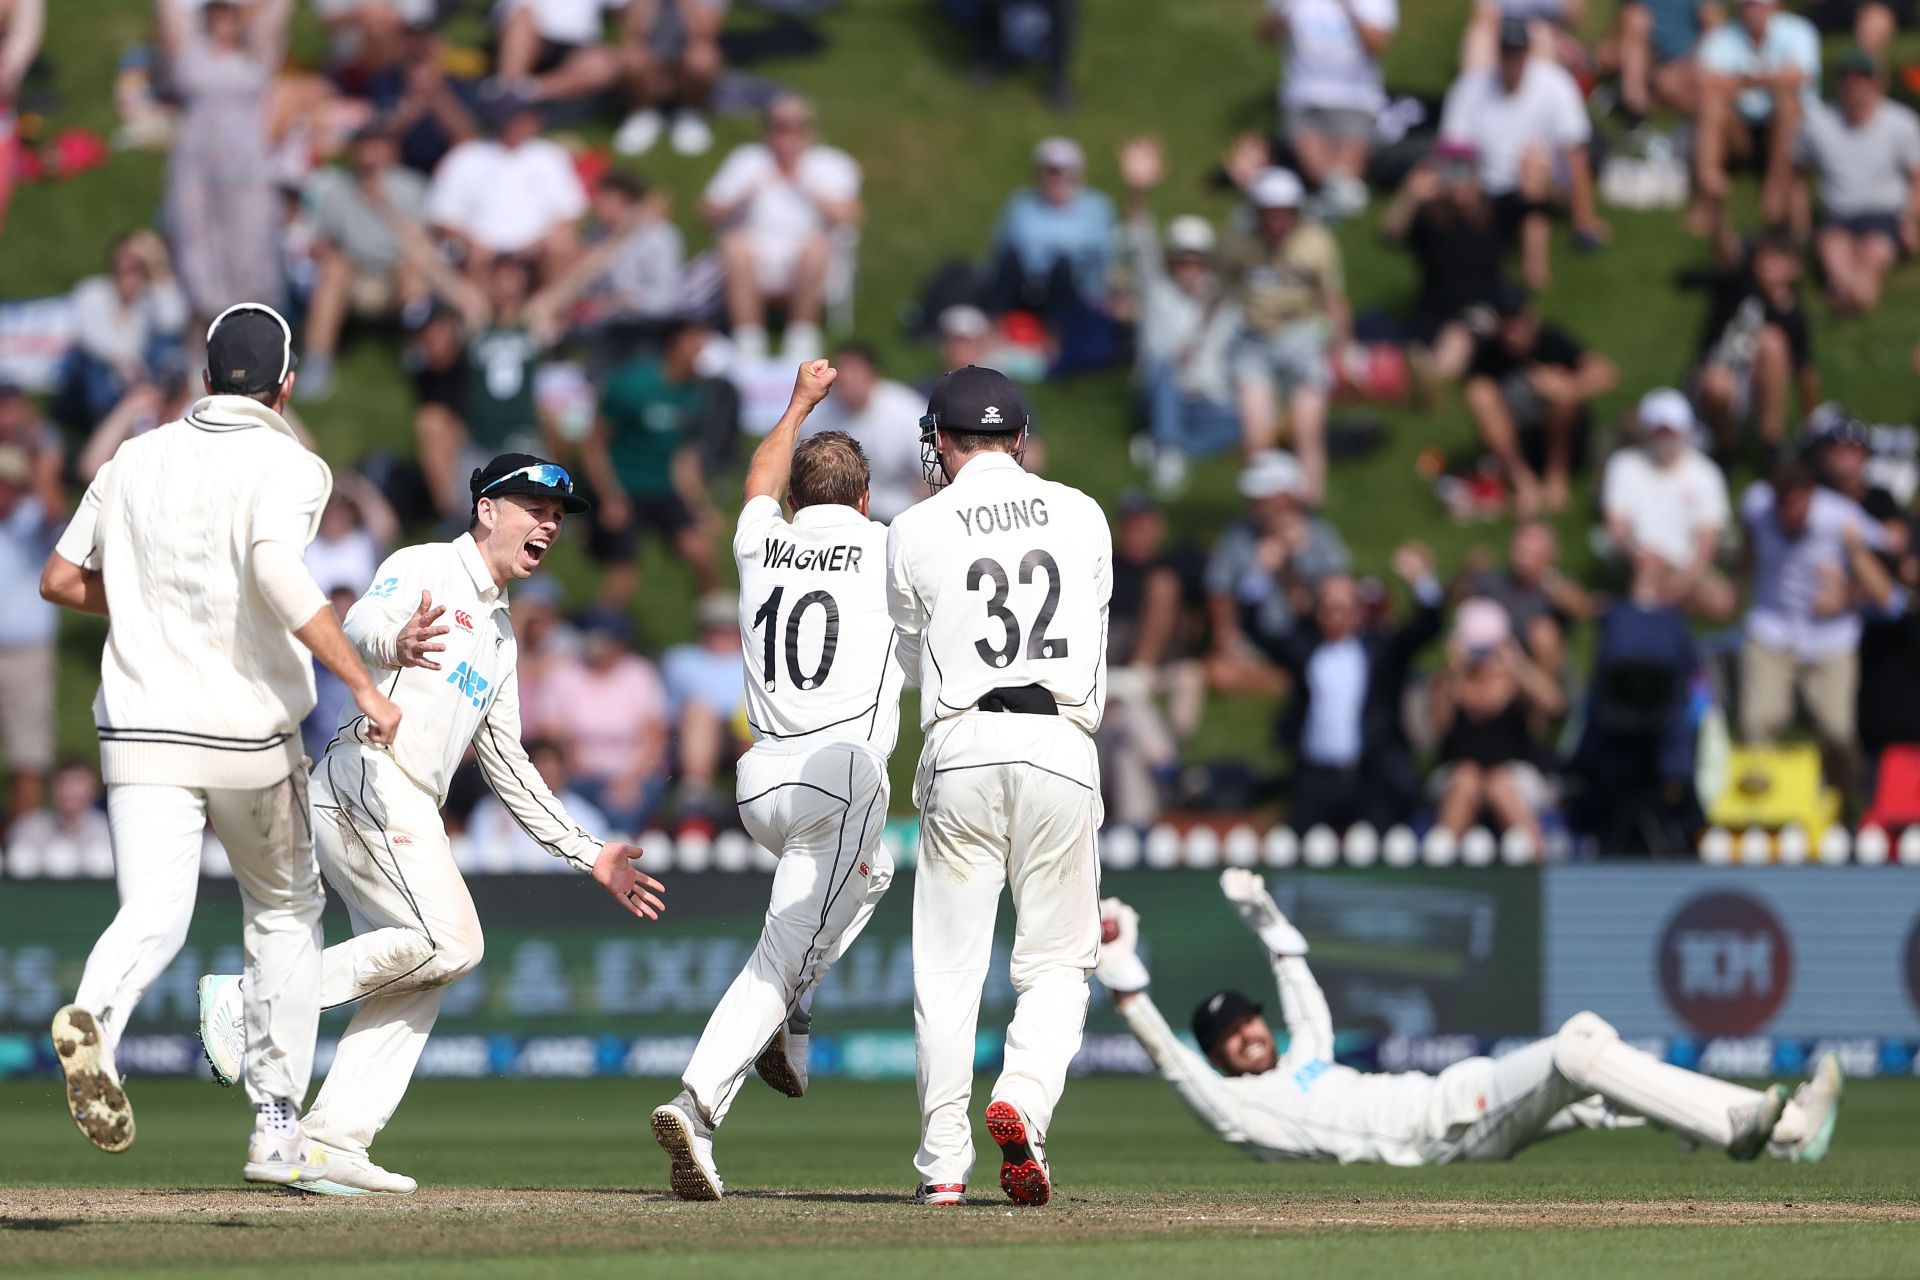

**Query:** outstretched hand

left=1219, top=869, right=1309, bottom=957
left=593, top=841, right=668, bottom=921
left=397, top=590, right=448, bottom=671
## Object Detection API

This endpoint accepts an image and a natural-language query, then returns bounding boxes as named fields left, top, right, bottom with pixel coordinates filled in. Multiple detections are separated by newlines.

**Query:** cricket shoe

left=243, top=1124, right=329, bottom=1186
left=1726, top=1084, right=1789, bottom=1162
left=197, top=973, right=244, bottom=1088
left=914, top=1183, right=966, bottom=1206
left=754, top=1011, right=811, bottom=1098
left=984, top=1100, right=1050, bottom=1206
left=1780, top=1053, right=1844, bottom=1164
left=292, top=1144, right=419, bottom=1196
left=50, top=1005, right=135, bottom=1153
left=652, top=1094, right=723, bottom=1201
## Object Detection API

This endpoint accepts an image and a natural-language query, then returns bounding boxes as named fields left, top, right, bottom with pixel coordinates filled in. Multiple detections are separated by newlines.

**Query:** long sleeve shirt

left=331, top=533, right=601, bottom=872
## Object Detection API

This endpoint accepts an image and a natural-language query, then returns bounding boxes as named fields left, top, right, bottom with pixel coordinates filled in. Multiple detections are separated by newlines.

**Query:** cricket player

left=887, top=365, right=1112, bottom=1207
left=197, top=453, right=666, bottom=1196
left=1096, top=870, right=1844, bottom=1167
left=651, top=360, right=906, bottom=1201
left=40, top=304, right=402, bottom=1185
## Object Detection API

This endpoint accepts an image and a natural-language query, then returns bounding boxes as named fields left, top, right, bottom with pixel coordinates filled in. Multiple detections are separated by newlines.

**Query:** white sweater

left=55, top=396, right=333, bottom=789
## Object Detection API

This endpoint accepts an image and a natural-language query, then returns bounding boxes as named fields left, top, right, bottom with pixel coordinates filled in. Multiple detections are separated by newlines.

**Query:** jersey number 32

left=969, top=550, right=1068, bottom=668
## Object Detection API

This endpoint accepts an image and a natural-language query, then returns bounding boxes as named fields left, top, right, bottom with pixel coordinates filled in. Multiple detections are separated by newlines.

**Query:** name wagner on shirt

left=762, top=538, right=866, bottom=572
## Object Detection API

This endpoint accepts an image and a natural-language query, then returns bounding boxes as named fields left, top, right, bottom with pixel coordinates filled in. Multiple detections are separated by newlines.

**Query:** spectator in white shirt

left=0, top=438, right=61, bottom=827
left=1440, top=16, right=1607, bottom=290
left=5, top=759, right=112, bottom=879
left=1261, top=0, right=1398, bottom=219
left=1696, top=0, right=1820, bottom=231
left=305, top=471, right=401, bottom=598
left=57, top=230, right=188, bottom=428
left=700, top=94, right=862, bottom=364
left=1601, top=388, right=1736, bottom=620
left=427, top=88, right=588, bottom=276
left=805, top=344, right=928, bottom=524
left=1802, top=49, right=1920, bottom=317
left=463, top=737, right=614, bottom=870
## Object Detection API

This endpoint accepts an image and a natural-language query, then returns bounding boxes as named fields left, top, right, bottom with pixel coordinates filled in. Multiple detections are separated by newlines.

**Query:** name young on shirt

left=762, top=538, right=865, bottom=573
left=956, top=498, right=1049, bottom=535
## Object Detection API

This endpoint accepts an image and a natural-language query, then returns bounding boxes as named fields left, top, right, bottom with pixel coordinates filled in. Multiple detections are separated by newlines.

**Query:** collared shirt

left=334, top=533, right=599, bottom=870
left=1439, top=59, right=1592, bottom=196
left=0, top=496, right=57, bottom=649
left=1700, top=13, right=1820, bottom=124
left=1740, top=482, right=1886, bottom=661
left=1301, top=636, right=1367, bottom=767
left=887, top=451, right=1112, bottom=735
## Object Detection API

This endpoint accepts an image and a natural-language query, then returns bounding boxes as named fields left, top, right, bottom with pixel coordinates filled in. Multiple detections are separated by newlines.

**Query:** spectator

left=1461, top=519, right=1588, bottom=681
left=1272, top=542, right=1443, bottom=831
left=533, top=171, right=686, bottom=369
left=298, top=124, right=432, bottom=400
left=496, top=0, right=636, bottom=114
left=311, top=0, right=420, bottom=83
left=0, top=440, right=61, bottom=825
left=1463, top=284, right=1618, bottom=516
left=1428, top=597, right=1564, bottom=847
left=951, top=0, right=1079, bottom=112
left=1261, top=0, right=1398, bottom=218
left=56, top=231, right=188, bottom=429
left=403, top=304, right=476, bottom=518
left=1689, top=227, right=1816, bottom=453
left=427, top=87, right=587, bottom=275
left=1221, top=162, right=1347, bottom=500
left=1739, top=460, right=1884, bottom=793
left=366, top=21, right=480, bottom=176
left=701, top=94, right=862, bottom=362
left=661, top=591, right=746, bottom=833
left=1601, top=388, right=1736, bottom=619
left=537, top=608, right=669, bottom=832
left=157, top=0, right=293, bottom=320
left=510, top=576, right=580, bottom=738
left=983, top=136, right=1118, bottom=323
left=305, top=470, right=400, bottom=597
left=580, top=319, right=722, bottom=608
left=1807, top=0, right=1907, bottom=66
left=1118, top=136, right=1241, bottom=492
left=1380, top=141, right=1506, bottom=385
left=936, top=304, right=993, bottom=374
left=612, top=0, right=726, bottom=158
left=1801, top=49, right=1920, bottom=317
left=465, top=737, right=613, bottom=870
left=806, top=343, right=927, bottom=523
left=1604, top=0, right=1713, bottom=123
left=1439, top=15, right=1607, bottom=291
left=1806, top=411, right=1903, bottom=534
left=0, top=0, right=44, bottom=236
left=1847, top=518, right=1920, bottom=781
left=299, top=585, right=359, bottom=760
left=5, top=759, right=111, bottom=879
left=1205, top=450, right=1349, bottom=687
left=1696, top=0, right=1819, bottom=232
left=76, top=373, right=194, bottom=484
left=1463, top=0, right=1590, bottom=72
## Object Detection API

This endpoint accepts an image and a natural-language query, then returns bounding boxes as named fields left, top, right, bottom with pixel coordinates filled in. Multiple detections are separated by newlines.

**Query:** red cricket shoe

left=984, top=1100, right=1050, bottom=1206
left=914, top=1182, right=967, bottom=1206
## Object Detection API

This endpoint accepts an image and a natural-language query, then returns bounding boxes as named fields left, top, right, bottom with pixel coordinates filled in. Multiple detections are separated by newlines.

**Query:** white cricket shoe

left=292, top=1144, right=419, bottom=1196
left=914, top=1182, right=967, bottom=1207
left=1783, top=1053, right=1844, bottom=1164
left=613, top=108, right=665, bottom=156
left=243, top=1124, right=329, bottom=1186
left=198, top=973, right=245, bottom=1088
left=1726, top=1084, right=1788, bottom=1162
left=652, top=1094, right=723, bottom=1201
left=50, top=1005, right=135, bottom=1153
left=985, top=1099, right=1050, bottom=1206
left=754, top=1014, right=810, bottom=1098
left=669, top=110, right=713, bottom=157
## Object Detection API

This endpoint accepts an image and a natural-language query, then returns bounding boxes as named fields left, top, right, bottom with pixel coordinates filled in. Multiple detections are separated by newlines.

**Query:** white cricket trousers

left=74, top=774, right=324, bottom=1107
left=299, top=746, right=484, bottom=1156
left=681, top=740, right=892, bottom=1126
left=912, top=712, right=1103, bottom=1186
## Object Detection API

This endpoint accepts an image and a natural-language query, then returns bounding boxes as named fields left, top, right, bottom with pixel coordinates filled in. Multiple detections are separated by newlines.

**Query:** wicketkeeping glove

left=1219, top=868, right=1309, bottom=956
left=1094, top=897, right=1151, bottom=994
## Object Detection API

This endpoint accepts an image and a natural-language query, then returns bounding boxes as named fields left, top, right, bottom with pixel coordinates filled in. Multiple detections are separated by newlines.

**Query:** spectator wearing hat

left=1807, top=408, right=1903, bottom=538
left=427, top=87, right=588, bottom=276
left=0, top=437, right=62, bottom=827
left=1603, top=0, right=1712, bottom=124
left=1118, top=135, right=1242, bottom=492
left=1205, top=450, right=1350, bottom=685
left=1602, top=388, right=1736, bottom=620
left=1439, top=15, right=1607, bottom=292
left=1801, top=49, right=1920, bottom=317
left=1463, top=284, right=1617, bottom=517
left=298, top=125, right=432, bottom=400
left=1260, top=0, right=1399, bottom=220
left=805, top=343, right=928, bottom=523
left=1380, top=141, right=1507, bottom=386
left=661, top=590, right=748, bottom=834
left=984, top=136, right=1119, bottom=321
left=1688, top=226, right=1816, bottom=453
left=1219, top=160, right=1346, bottom=502
left=701, top=94, right=862, bottom=363
left=535, top=606, right=670, bottom=832
left=1696, top=0, right=1820, bottom=232
left=1459, top=519, right=1589, bottom=686
left=57, top=231, right=188, bottom=430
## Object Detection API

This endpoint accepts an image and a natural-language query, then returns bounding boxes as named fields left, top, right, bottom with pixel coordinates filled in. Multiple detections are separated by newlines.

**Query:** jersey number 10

left=752, top=587, right=840, bottom=692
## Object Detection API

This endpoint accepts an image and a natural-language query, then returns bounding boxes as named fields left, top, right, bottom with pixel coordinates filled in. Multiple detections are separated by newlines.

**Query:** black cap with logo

left=1191, top=988, right=1264, bottom=1055
left=923, top=365, right=1029, bottom=436
left=206, top=304, right=296, bottom=397
left=470, top=452, right=590, bottom=515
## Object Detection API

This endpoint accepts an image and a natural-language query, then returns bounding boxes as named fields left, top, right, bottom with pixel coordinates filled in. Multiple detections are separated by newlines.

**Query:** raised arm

left=1219, top=869, right=1332, bottom=1065
left=0, top=0, right=43, bottom=97
left=743, top=360, right=839, bottom=504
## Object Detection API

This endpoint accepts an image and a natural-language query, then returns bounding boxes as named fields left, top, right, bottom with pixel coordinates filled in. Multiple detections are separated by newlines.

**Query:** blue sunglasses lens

left=485, top=464, right=573, bottom=495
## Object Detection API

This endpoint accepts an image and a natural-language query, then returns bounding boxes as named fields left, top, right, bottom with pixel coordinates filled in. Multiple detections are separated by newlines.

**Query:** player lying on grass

left=1096, top=870, right=1842, bottom=1166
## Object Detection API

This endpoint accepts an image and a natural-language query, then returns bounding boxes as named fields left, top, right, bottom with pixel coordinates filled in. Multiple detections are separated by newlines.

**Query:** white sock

left=782, top=322, right=822, bottom=362
left=734, top=324, right=768, bottom=362
left=256, top=1097, right=300, bottom=1138
left=1553, top=1013, right=1758, bottom=1148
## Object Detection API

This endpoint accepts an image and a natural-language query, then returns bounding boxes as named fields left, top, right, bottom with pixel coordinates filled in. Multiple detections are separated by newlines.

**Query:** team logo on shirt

left=454, top=610, right=475, bottom=632
left=370, top=577, right=399, bottom=599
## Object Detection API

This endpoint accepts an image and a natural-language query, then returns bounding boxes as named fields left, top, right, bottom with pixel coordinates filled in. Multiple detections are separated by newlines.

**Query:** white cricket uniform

left=679, top=496, right=905, bottom=1126
left=56, top=395, right=332, bottom=1110
left=886, top=450, right=1111, bottom=1186
left=1122, top=955, right=1802, bottom=1163
left=299, top=533, right=605, bottom=1157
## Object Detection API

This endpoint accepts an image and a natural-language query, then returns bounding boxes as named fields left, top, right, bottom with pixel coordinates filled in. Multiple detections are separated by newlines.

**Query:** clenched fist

left=791, top=359, right=838, bottom=410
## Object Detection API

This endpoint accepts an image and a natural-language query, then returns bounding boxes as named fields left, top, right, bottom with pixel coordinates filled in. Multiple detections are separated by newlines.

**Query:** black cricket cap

left=1489, top=281, right=1532, bottom=320
left=470, top=452, right=590, bottom=514
left=1498, top=14, right=1531, bottom=51
left=923, top=365, right=1028, bottom=436
left=205, top=303, right=296, bottom=396
left=1191, top=988, right=1264, bottom=1055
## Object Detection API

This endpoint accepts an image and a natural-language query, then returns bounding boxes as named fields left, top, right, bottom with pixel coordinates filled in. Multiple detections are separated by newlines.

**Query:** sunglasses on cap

left=482, top=463, right=576, bottom=495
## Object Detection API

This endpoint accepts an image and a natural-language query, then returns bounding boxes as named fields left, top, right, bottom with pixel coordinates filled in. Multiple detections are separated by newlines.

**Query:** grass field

left=2, top=1076, right=1917, bottom=1277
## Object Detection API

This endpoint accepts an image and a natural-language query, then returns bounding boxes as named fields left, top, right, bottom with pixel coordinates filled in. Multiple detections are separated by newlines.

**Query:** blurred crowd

left=6, top=0, right=1920, bottom=872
